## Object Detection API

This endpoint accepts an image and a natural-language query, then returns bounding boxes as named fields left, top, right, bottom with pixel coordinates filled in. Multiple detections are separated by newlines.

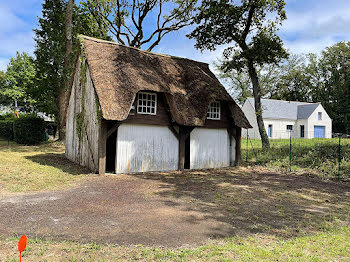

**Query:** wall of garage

left=116, top=124, right=179, bottom=173
left=190, top=128, right=235, bottom=169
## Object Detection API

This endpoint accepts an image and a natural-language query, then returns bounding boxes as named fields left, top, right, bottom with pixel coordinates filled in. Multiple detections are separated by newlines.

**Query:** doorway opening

left=184, top=135, right=190, bottom=169
left=106, top=132, right=117, bottom=173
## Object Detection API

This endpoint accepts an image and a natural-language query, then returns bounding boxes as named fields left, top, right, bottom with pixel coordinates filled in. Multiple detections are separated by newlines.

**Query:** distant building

left=241, top=98, right=332, bottom=139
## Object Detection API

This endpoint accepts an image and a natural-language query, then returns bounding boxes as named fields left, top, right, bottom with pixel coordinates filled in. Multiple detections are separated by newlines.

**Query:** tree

left=271, top=54, right=316, bottom=102
left=0, top=70, right=8, bottom=105
left=1, top=52, right=36, bottom=110
left=216, top=56, right=305, bottom=104
left=189, top=0, right=288, bottom=149
left=60, top=0, right=75, bottom=140
left=313, top=42, right=350, bottom=134
left=33, top=0, right=110, bottom=139
left=83, top=0, right=197, bottom=51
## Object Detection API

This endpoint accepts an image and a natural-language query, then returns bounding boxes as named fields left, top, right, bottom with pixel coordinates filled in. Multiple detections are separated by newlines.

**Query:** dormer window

left=137, top=92, right=157, bottom=115
left=207, top=101, right=221, bottom=120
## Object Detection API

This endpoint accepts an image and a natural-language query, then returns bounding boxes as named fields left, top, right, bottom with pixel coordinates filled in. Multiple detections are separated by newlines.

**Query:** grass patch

left=0, top=140, right=90, bottom=193
left=242, top=138, right=350, bottom=180
left=1, top=226, right=349, bottom=261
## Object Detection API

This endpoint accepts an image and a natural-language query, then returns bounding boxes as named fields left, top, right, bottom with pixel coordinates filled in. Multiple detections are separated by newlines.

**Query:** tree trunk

left=247, top=60, right=270, bottom=149
left=59, top=0, right=75, bottom=141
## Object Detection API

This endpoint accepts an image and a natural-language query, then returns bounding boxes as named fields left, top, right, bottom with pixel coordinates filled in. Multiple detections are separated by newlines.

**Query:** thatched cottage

left=65, top=36, right=251, bottom=174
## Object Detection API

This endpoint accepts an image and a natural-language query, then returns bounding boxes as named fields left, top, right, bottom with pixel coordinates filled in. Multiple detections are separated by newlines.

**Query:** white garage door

left=116, top=124, right=179, bottom=173
left=190, top=128, right=234, bottom=169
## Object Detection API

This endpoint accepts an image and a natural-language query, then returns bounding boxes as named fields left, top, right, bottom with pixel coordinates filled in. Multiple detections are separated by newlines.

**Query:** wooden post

left=98, top=120, right=107, bottom=174
left=235, top=127, right=242, bottom=166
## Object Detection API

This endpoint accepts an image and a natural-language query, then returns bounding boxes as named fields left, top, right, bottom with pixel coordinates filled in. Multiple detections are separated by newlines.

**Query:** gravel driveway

left=0, top=174, right=232, bottom=247
left=1, top=167, right=349, bottom=247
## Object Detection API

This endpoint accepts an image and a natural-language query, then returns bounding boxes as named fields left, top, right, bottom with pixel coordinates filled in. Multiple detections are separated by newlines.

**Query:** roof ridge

left=80, top=35, right=209, bottom=66
left=247, top=97, right=319, bottom=105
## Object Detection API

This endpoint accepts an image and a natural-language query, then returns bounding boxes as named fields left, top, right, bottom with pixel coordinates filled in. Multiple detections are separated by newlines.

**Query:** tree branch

left=242, top=2, right=256, bottom=40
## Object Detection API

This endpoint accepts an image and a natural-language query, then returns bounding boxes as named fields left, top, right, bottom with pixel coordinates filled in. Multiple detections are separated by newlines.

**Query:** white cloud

left=0, top=6, right=27, bottom=33
left=0, top=31, right=35, bottom=57
left=0, top=1, right=37, bottom=70
left=280, top=0, right=350, bottom=54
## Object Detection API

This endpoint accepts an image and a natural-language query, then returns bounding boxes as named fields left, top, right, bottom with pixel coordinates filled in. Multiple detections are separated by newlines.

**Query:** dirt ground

left=0, top=167, right=349, bottom=247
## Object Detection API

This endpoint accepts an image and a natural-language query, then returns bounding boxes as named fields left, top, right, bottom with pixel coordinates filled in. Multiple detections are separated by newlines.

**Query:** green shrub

left=0, top=113, right=17, bottom=121
left=242, top=138, right=350, bottom=180
left=0, top=119, right=14, bottom=140
left=13, top=115, right=46, bottom=145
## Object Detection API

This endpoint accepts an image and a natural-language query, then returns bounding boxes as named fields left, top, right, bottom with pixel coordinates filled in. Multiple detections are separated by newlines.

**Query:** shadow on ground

left=25, top=153, right=91, bottom=175
left=133, top=167, right=350, bottom=238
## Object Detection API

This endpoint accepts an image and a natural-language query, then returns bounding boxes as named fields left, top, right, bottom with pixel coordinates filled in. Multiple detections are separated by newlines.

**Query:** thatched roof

left=80, top=35, right=251, bottom=128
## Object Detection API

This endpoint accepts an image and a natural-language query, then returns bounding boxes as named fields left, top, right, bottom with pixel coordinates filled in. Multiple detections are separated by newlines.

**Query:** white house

left=241, top=98, right=332, bottom=139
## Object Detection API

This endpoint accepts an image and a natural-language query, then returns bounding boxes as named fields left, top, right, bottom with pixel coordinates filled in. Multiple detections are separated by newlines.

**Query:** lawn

left=1, top=226, right=350, bottom=261
left=0, top=140, right=90, bottom=193
left=242, top=138, right=350, bottom=180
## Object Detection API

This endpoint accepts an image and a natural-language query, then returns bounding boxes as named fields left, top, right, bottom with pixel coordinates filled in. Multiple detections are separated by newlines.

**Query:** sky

left=0, top=0, right=350, bottom=72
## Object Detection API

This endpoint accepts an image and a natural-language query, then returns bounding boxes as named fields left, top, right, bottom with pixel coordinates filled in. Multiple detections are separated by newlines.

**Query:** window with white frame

left=318, top=112, right=322, bottom=120
left=137, top=92, right=157, bottom=115
left=207, top=101, right=221, bottom=120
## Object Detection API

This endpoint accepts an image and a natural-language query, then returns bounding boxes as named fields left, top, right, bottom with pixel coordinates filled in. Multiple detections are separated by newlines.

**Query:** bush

left=0, top=119, right=14, bottom=140
left=0, top=113, right=17, bottom=121
left=13, top=115, right=46, bottom=145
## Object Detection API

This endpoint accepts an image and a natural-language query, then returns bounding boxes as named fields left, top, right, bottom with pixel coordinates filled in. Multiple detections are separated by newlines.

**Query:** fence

left=242, top=129, right=350, bottom=179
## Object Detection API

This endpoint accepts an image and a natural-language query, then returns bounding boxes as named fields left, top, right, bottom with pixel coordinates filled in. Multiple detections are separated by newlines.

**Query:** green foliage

left=32, top=0, right=111, bottom=122
left=0, top=52, right=36, bottom=109
left=76, top=59, right=88, bottom=141
left=0, top=70, right=8, bottom=105
left=217, top=54, right=312, bottom=104
left=242, top=138, right=350, bottom=180
left=76, top=112, right=84, bottom=141
left=13, top=115, right=46, bottom=145
left=0, top=120, right=14, bottom=140
left=0, top=113, right=16, bottom=121
left=0, top=113, right=17, bottom=140
left=189, top=0, right=288, bottom=66
left=314, top=42, right=350, bottom=134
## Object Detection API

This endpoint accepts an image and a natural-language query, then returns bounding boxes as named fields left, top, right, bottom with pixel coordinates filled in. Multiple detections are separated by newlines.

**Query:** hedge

left=13, top=115, right=46, bottom=145
left=0, top=120, right=14, bottom=140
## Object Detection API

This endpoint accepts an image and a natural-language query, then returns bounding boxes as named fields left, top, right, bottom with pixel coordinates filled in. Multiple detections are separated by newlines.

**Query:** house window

left=207, top=101, right=220, bottom=120
left=300, top=125, right=305, bottom=138
left=137, top=92, right=157, bottom=115
left=318, top=112, right=322, bottom=120
left=287, top=125, right=293, bottom=131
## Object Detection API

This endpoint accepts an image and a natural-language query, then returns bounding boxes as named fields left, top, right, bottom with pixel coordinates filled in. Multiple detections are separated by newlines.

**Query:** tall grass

left=242, top=138, right=350, bottom=180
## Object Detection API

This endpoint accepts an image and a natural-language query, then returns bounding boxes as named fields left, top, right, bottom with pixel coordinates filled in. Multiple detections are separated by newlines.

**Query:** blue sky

left=1, top=0, right=350, bottom=72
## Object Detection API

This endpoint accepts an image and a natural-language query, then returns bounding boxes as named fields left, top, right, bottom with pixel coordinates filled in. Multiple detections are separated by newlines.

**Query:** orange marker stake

left=18, top=235, right=27, bottom=262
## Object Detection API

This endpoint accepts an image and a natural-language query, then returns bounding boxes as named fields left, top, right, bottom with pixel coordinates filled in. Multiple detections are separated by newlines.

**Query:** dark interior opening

left=184, top=135, right=190, bottom=169
left=106, top=132, right=117, bottom=173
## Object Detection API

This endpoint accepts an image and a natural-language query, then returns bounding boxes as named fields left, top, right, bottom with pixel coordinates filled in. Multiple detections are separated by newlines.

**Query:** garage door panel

left=116, top=124, right=178, bottom=173
left=314, top=126, right=325, bottom=138
left=190, top=128, right=232, bottom=169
